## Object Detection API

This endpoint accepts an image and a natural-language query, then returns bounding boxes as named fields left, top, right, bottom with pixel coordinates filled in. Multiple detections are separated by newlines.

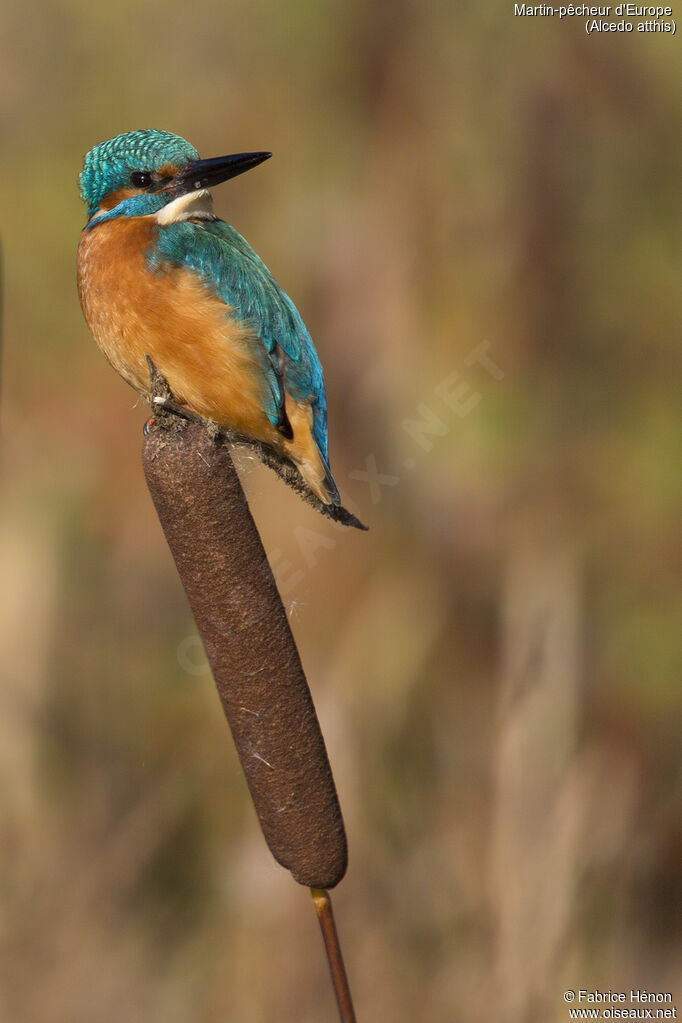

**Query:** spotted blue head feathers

left=79, top=130, right=200, bottom=221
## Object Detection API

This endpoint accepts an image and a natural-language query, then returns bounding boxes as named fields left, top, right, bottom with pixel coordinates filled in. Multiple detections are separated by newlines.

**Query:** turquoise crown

left=79, top=129, right=199, bottom=219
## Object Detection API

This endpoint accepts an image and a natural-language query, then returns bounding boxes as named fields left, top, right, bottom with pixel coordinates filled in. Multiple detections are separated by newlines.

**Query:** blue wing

left=148, top=218, right=330, bottom=462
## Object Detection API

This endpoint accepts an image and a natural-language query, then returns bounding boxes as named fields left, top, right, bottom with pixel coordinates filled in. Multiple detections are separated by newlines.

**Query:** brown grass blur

left=1, top=2, right=680, bottom=1020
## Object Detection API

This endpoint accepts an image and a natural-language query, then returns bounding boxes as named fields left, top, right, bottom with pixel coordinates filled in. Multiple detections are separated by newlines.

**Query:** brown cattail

left=142, top=417, right=347, bottom=889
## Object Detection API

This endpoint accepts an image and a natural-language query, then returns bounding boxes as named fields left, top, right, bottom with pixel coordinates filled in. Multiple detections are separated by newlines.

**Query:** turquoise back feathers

left=148, top=220, right=329, bottom=461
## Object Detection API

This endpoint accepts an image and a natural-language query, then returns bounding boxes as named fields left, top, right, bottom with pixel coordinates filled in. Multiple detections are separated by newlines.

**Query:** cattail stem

left=311, top=887, right=357, bottom=1023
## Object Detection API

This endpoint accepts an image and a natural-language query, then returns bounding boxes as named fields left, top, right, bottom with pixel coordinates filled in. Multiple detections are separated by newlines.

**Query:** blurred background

left=0, top=1, right=680, bottom=1020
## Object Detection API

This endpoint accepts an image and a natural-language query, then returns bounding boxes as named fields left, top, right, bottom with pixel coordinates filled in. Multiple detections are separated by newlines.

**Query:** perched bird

left=77, top=129, right=364, bottom=527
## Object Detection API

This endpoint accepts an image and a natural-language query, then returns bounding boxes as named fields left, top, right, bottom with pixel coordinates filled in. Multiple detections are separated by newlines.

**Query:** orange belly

left=77, top=217, right=279, bottom=440
left=77, top=216, right=332, bottom=503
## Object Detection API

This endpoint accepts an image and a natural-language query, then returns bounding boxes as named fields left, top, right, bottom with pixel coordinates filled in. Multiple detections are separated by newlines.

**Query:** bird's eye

left=130, top=171, right=153, bottom=189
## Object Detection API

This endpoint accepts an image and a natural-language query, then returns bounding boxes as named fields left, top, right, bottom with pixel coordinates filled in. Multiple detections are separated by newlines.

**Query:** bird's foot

left=151, top=393, right=204, bottom=425
left=144, top=355, right=212, bottom=433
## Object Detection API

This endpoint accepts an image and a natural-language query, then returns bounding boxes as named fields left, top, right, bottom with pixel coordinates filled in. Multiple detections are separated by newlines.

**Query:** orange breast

left=77, top=215, right=333, bottom=505
left=77, top=216, right=277, bottom=443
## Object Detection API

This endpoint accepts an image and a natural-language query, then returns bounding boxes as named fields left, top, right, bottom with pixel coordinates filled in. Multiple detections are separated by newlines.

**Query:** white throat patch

left=156, top=189, right=215, bottom=224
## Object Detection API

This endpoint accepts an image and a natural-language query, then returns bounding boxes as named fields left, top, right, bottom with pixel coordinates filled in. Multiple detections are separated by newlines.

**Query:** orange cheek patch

left=157, top=163, right=179, bottom=178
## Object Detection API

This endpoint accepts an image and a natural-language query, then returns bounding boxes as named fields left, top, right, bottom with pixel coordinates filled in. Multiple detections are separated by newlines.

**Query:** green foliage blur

left=1, top=1, right=679, bottom=1020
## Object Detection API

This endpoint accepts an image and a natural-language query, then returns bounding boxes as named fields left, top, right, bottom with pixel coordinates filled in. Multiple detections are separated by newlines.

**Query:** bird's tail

left=319, top=454, right=341, bottom=507
left=255, top=443, right=368, bottom=531
left=322, top=501, right=369, bottom=530
left=299, top=451, right=368, bottom=530
left=317, top=459, right=368, bottom=529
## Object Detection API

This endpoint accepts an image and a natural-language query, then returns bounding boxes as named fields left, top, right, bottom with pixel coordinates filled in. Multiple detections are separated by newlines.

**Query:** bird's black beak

left=177, top=151, right=272, bottom=193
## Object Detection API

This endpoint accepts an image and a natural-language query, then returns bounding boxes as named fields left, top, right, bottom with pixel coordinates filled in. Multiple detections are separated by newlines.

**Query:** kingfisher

left=77, top=129, right=365, bottom=528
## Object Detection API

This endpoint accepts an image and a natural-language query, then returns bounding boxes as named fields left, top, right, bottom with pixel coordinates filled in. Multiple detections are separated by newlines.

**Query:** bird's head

left=79, top=129, right=271, bottom=227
